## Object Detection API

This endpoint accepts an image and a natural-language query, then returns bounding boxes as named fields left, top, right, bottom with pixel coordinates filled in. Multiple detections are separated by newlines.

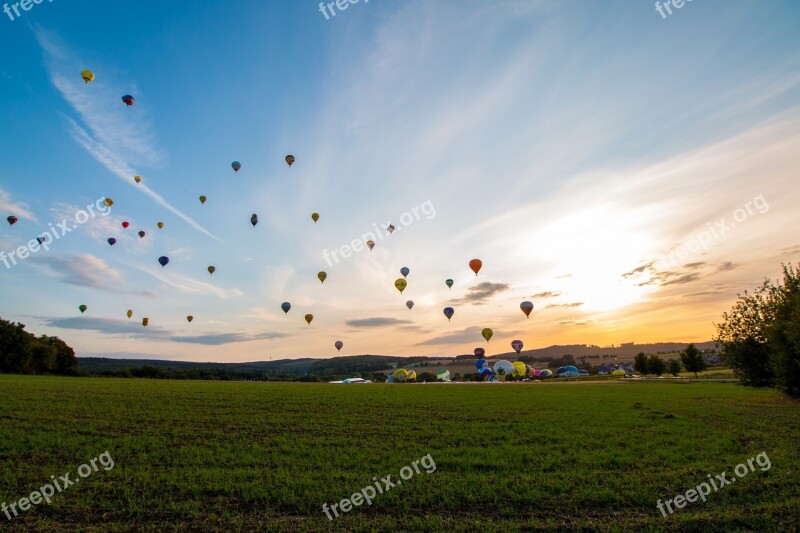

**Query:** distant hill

left=78, top=357, right=318, bottom=376
left=460, top=341, right=718, bottom=362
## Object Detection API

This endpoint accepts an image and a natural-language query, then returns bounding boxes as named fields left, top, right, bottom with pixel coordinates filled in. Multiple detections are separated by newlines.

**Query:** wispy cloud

left=0, top=188, right=37, bottom=223
left=32, top=253, right=124, bottom=290
left=141, top=267, right=243, bottom=299
left=531, top=291, right=562, bottom=299
left=545, top=302, right=584, bottom=309
left=346, top=317, right=412, bottom=328
left=452, top=282, right=510, bottom=304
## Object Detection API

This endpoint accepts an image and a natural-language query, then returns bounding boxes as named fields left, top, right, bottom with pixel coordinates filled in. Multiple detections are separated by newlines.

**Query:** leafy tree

left=668, top=359, right=682, bottom=377
left=634, top=352, right=648, bottom=375
left=648, top=355, right=666, bottom=376
left=680, top=344, right=706, bottom=378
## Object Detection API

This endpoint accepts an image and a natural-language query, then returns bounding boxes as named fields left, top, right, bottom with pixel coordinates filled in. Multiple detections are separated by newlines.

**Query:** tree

left=668, top=359, right=682, bottom=377
left=634, top=352, right=648, bottom=375
left=648, top=355, right=666, bottom=376
left=680, top=344, right=706, bottom=378
left=716, top=263, right=800, bottom=398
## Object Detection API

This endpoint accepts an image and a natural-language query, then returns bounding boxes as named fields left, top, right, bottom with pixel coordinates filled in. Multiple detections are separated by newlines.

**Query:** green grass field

left=1, top=376, right=798, bottom=531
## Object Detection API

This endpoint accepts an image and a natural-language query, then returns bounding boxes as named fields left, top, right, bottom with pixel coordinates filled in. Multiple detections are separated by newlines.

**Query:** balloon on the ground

left=493, top=360, right=514, bottom=380
left=387, top=373, right=395, bottom=383
left=393, top=369, right=408, bottom=382
left=394, top=279, right=407, bottom=293
left=512, top=361, right=527, bottom=378
left=231, top=161, right=241, bottom=172
left=158, top=256, right=169, bottom=267
left=407, top=370, right=417, bottom=381
left=445, top=278, right=453, bottom=289
left=285, top=155, right=295, bottom=166
left=613, top=369, right=625, bottom=376
left=250, top=214, right=258, bottom=227
left=107, top=238, right=116, bottom=246
left=482, top=328, right=493, bottom=342
left=556, top=365, right=580, bottom=377
left=475, top=358, right=487, bottom=370
left=406, top=300, right=414, bottom=310
left=474, top=347, right=485, bottom=358
left=304, top=313, right=313, bottom=325
left=443, top=307, right=454, bottom=321
left=335, top=340, right=343, bottom=352
left=520, top=301, right=534, bottom=318
left=469, top=259, right=483, bottom=275
left=511, top=340, right=523, bottom=355
left=281, top=302, right=291, bottom=314
left=311, top=213, right=319, bottom=223
left=400, top=267, right=409, bottom=278
left=478, top=367, right=493, bottom=380
left=81, top=70, right=94, bottom=83
left=540, top=369, right=553, bottom=378
left=121, top=95, right=134, bottom=106
left=437, top=369, right=451, bottom=382
left=78, top=305, right=87, bottom=314
left=366, top=240, right=375, bottom=251
left=207, top=266, right=216, bottom=275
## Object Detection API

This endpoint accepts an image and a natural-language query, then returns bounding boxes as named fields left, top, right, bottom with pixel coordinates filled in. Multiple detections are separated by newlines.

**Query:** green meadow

left=1, top=376, right=798, bottom=532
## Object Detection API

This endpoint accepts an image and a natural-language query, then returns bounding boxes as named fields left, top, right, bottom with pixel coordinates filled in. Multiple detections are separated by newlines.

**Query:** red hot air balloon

left=366, top=240, right=375, bottom=251
left=121, top=221, right=130, bottom=229
left=335, top=341, right=343, bottom=352
left=474, top=347, right=485, bottom=358
left=520, top=301, right=534, bottom=318
left=7, top=216, right=18, bottom=226
left=469, top=259, right=483, bottom=276
left=232, top=161, right=241, bottom=172
left=122, top=95, right=135, bottom=106
left=511, top=340, right=524, bottom=355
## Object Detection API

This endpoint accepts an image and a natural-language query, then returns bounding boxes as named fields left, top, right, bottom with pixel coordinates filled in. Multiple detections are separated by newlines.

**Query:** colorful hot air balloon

left=482, top=328, right=493, bottom=342
left=250, top=214, right=258, bottom=227
left=134, top=175, right=142, bottom=183
left=406, top=300, right=414, bottom=310
left=512, top=340, right=524, bottom=355
left=394, top=279, right=407, bottom=294
left=311, top=213, right=319, bottom=223
left=318, top=272, right=328, bottom=283
left=122, top=95, right=134, bottom=106
left=207, top=266, right=216, bottom=275
left=469, top=259, right=483, bottom=276
left=512, top=361, right=527, bottom=378
left=158, top=256, right=169, bottom=267
left=107, top=238, right=116, bottom=246
left=540, top=369, right=553, bottom=378
left=157, top=222, right=164, bottom=229
left=474, top=347, right=486, bottom=358
left=187, top=315, right=194, bottom=323
left=281, top=302, right=291, bottom=314
left=231, top=161, right=241, bottom=172
left=81, top=70, right=95, bottom=83
left=127, top=310, right=133, bottom=319
left=475, top=358, right=487, bottom=370
left=304, top=314, right=314, bottom=325
left=366, top=240, right=375, bottom=251
left=437, top=369, right=451, bottom=382
left=335, top=340, right=343, bottom=352
left=142, top=318, right=149, bottom=327
left=78, top=304, right=87, bottom=314
left=407, top=370, right=417, bottom=382
left=199, top=195, right=207, bottom=204
left=445, top=279, right=454, bottom=289
left=443, top=307, right=454, bottom=321
left=520, top=301, right=534, bottom=318
left=478, top=366, right=494, bottom=381
left=138, top=231, right=146, bottom=238
left=493, top=360, right=514, bottom=380
left=104, top=198, right=114, bottom=207
left=393, top=369, right=408, bottom=382
left=400, top=267, right=410, bottom=278
left=285, top=155, right=295, bottom=166
left=121, top=221, right=130, bottom=229
left=6, top=216, right=17, bottom=226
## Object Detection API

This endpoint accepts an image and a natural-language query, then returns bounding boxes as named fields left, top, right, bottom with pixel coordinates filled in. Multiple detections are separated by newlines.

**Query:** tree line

left=0, top=318, right=78, bottom=375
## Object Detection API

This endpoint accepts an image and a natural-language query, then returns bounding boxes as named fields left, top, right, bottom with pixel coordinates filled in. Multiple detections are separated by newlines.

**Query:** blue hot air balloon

left=400, top=267, right=410, bottom=279
left=107, top=238, right=117, bottom=246
left=443, top=307, right=454, bottom=322
left=475, top=359, right=487, bottom=370
left=158, top=256, right=169, bottom=268
left=281, top=302, right=291, bottom=314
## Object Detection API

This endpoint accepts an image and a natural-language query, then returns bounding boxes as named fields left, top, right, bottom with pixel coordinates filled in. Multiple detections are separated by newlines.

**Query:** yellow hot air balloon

left=126, top=310, right=133, bottom=319
left=393, top=369, right=409, bottom=382
left=481, top=328, right=493, bottom=342
left=285, top=155, right=295, bottom=166
left=318, top=271, right=327, bottom=283
left=305, top=314, right=314, bottom=325
left=311, top=212, right=319, bottom=223
left=142, top=318, right=149, bottom=327
left=186, top=315, right=194, bottom=323
left=199, top=195, right=207, bottom=204
left=407, top=370, right=417, bottom=381
left=157, top=222, right=164, bottom=229
left=207, top=266, right=216, bottom=275
left=104, top=198, right=114, bottom=207
left=134, top=175, right=142, bottom=183
left=394, top=278, right=408, bottom=294
left=512, top=361, right=527, bottom=378
left=81, top=70, right=95, bottom=83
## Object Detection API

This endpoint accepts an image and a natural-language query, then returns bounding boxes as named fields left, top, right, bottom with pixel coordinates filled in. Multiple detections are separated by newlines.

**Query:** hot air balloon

left=304, top=314, right=313, bottom=325
left=520, top=301, right=534, bottom=318
left=78, top=304, right=87, bottom=314
left=142, top=317, right=149, bottom=327
left=493, top=360, right=514, bottom=380
left=540, top=369, right=553, bottom=378
left=199, top=195, right=207, bottom=204
left=556, top=366, right=580, bottom=378
left=138, top=231, right=146, bottom=238
left=475, top=358, right=487, bottom=370
left=318, top=272, right=328, bottom=283
left=122, top=95, right=134, bottom=106
left=482, top=328, right=493, bottom=342
left=157, top=222, right=164, bottom=230
left=437, top=369, right=451, bottom=382
left=127, top=310, right=133, bottom=319
left=104, top=198, right=114, bottom=207
left=407, top=370, right=417, bottom=382
left=281, top=302, right=291, bottom=314
left=394, top=279, right=407, bottom=294
left=37, top=237, right=45, bottom=245
left=393, top=369, right=408, bottom=382
left=285, top=155, right=295, bottom=166
left=311, top=213, right=319, bottom=223
left=121, top=221, right=130, bottom=229
left=6, top=216, right=17, bottom=226
left=134, top=175, right=142, bottom=183
left=335, top=341, right=343, bottom=352
left=512, top=361, right=527, bottom=378
left=478, top=367, right=494, bottom=380
left=445, top=279, right=454, bottom=289
left=469, top=259, right=483, bottom=276
left=511, top=340, right=523, bottom=355
left=207, top=266, right=216, bottom=275
left=400, top=267, right=410, bottom=278
left=250, top=214, right=258, bottom=227
left=613, top=369, right=625, bottom=376
left=387, top=224, right=396, bottom=234
left=231, top=161, right=241, bottom=172
left=107, top=238, right=116, bottom=246
left=158, top=256, right=169, bottom=267
left=474, top=347, right=486, bottom=358
left=185, top=315, right=193, bottom=323
left=443, top=307, right=454, bottom=321
left=366, top=240, right=375, bottom=251
left=81, top=70, right=94, bottom=83
left=406, top=300, right=414, bottom=310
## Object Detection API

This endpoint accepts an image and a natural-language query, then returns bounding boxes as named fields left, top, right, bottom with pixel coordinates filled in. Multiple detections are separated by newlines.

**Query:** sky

left=1, top=0, right=799, bottom=362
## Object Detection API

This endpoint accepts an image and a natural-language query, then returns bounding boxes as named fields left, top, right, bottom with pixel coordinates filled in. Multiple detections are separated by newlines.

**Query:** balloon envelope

left=478, top=367, right=493, bottom=380
left=81, top=70, right=95, bottom=83
left=406, top=300, right=414, bottom=310
left=469, top=259, right=483, bottom=275
left=304, top=314, right=313, bottom=325
left=407, top=370, right=417, bottom=381
left=475, top=358, right=487, bottom=370
left=335, top=341, right=343, bottom=351
left=474, top=347, right=485, bottom=358
left=387, top=224, right=396, bottom=234
left=512, top=361, right=527, bottom=378
left=157, top=222, right=164, bottom=229
left=207, top=266, right=216, bottom=275
left=78, top=305, right=87, bottom=314
left=482, top=328, right=493, bottom=342
left=285, top=155, right=295, bottom=166
left=281, top=302, right=291, bottom=314
left=443, top=307, right=454, bottom=321
left=186, top=316, right=193, bottom=323
left=122, top=221, right=130, bottom=228
left=138, top=231, right=146, bottom=238
left=158, top=256, right=169, bottom=267
left=520, top=301, right=534, bottom=317
left=318, top=272, right=328, bottom=283
left=366, top=240, right=375, bottom=251
left=540, top=369, right=553, bottom=378
left=231, top=161, right=241, bottom=172
left=6, top=216, right=17, bottom=225
left=121, top=95, right=134, bottom=106
left=511, top=340, right=523, bottom=354
left=142, top=318, right=149, bottom=326
left=493, top=360, right=514, bottom=380
left=127, top=310, right=133, bottom=319
left=107, top=238, right=116, bottom=246
left=199, top=195, right=207, bottom=204
left=400, top=267, right=410, bottom=278
left=445, top=279, right=453, bottom=288
left=311, top=213, right=319, bottom=223
left=134, top=175, right=142, bottom=183
left=250, top=214, right=258, bottom=227
left=612, top=369, right=625, bottom=376
left=556, top=366, right=580, bottom=377
left=437, top=369, right=451, bottom=382
left=393, top=369, right=408, bottom=382
left=394, top=279, right=407, bottom=293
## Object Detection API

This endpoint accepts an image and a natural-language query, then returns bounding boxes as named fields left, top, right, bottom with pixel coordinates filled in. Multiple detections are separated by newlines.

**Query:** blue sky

left=1, top=1, right=799, bottom=362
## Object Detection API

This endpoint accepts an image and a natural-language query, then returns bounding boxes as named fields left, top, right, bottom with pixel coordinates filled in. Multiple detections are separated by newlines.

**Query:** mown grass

left=0, top=376, right=798, bottom=531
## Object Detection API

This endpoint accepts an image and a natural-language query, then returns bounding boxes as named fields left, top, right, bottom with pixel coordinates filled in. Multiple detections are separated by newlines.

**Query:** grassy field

left=1, top=376, right=798, bottom=531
